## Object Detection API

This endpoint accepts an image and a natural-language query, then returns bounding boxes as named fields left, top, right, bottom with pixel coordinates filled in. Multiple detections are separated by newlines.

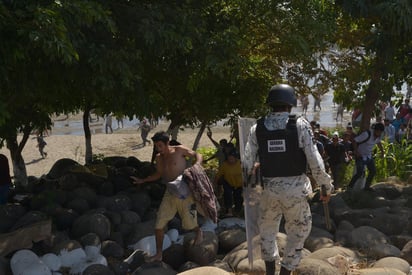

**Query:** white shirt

left=384, top=124, right=396, bottom=143
left=384, top=105, right=396, bottom=121
left=354, top=130, right=382, bottom=159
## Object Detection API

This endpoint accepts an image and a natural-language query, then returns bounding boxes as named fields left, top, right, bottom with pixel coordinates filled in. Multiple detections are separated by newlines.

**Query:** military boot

left=265, top=261, right=275, bottom=275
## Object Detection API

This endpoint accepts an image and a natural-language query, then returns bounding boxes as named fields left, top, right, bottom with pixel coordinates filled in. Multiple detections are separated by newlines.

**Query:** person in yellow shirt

left=214, top=150, right=243, bottom=217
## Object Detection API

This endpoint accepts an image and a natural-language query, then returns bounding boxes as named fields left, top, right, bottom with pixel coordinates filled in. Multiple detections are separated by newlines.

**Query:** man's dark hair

left=151, top=131, right=170, bottom=143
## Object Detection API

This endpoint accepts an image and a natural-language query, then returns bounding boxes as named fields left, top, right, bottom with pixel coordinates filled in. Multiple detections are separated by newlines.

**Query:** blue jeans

left=348, top=157, right=376, bottom=189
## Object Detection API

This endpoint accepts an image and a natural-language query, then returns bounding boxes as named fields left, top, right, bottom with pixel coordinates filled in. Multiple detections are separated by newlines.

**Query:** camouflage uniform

left=243, top=112, right=333, bottom=271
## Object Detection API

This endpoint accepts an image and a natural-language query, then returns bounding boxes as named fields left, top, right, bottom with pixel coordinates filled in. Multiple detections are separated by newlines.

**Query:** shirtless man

left=131, top=131, right=203, bottom=262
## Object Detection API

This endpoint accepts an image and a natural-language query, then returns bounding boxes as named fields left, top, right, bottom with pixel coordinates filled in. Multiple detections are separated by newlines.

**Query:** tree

left=0, top=1, right=118, bottom=184
left=326, top=0, right=412, bottom=130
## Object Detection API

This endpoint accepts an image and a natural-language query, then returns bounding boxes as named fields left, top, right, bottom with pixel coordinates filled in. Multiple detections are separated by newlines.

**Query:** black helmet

left=372, top=122, right=384, bottom=131
left=266, top=84, right=297, bottom=107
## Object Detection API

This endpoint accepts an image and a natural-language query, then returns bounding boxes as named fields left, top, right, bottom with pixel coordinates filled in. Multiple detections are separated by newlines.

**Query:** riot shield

left=238, top=117, right=262, bottom=269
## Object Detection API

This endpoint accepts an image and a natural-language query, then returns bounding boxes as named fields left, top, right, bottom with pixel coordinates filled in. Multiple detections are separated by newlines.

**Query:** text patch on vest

left=268, top=139, right=286, bottom=152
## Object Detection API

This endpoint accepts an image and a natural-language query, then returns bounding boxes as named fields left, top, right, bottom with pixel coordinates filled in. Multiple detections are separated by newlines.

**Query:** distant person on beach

left=301, top=95, right=309, bottom=116
left=0, top=154, right=11, bottom=204
left=138, top=120, right=151, bottom=146
left=313, top=94, right=322, bottom=112
left=105, top=113, right=113, bottom=134
left=36, top=133, right=48, bottom=158
left=336, top=104, right=344, bottom=122
left=116, top=115, right=124, bottom=129
left=130, top=131, right=203, bottom=262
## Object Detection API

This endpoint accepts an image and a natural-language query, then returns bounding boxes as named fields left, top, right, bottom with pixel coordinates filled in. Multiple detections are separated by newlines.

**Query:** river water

left=50, top=91, right=353, bottom=136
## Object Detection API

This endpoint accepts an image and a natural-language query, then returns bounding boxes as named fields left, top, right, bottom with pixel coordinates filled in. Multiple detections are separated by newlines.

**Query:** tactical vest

left=256, top=115, right=307, bottom=177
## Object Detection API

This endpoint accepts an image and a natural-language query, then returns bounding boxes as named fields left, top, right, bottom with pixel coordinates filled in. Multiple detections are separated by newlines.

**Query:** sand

left=0, top=116, right=232, bottom=178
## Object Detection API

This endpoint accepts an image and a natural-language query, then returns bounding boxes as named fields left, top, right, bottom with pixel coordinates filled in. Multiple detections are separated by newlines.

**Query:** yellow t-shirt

left=216, top=159, right=243, bottom=188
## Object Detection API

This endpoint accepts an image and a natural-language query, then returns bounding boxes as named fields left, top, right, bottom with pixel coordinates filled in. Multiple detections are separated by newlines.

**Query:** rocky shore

left=1, top=155, right=412, bottom=274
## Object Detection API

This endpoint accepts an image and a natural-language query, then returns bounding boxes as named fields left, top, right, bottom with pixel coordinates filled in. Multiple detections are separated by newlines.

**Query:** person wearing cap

left=130, top=131, right=203, bottom=262
left=243, top=84, right=333, bottom=275
left=347, top=123, right=385, bottom=191
left=325, top=132, right=349, bottom=190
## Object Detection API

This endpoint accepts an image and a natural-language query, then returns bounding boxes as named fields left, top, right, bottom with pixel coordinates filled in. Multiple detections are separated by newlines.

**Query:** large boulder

left=371, top=257, right=410, bottom=274
left=47, top=158, right=81, bottom=179
left=71, top=213, right=111, bottom=241
left=183, top=231, right=218, bottom=266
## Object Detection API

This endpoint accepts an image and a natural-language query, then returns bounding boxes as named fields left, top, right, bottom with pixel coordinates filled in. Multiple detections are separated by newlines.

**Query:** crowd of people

left=382, top=98, right=412, bottom=143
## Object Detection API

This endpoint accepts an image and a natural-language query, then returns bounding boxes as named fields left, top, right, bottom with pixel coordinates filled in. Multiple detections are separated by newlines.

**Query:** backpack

left=356, top=129, right=371, bottom=145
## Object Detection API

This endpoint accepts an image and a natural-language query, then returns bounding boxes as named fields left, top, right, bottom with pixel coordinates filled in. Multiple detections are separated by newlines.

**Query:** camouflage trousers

left=259, top=179, right=312, bottom=271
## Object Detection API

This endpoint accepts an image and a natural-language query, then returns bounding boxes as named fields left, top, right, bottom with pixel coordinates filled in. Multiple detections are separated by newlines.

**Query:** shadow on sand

left=131, top=143, right=147, bottom=150
left=26, top=157, right=44, bottom=165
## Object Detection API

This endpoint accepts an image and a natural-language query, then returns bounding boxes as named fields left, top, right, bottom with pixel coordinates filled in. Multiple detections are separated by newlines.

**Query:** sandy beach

left=0, top=116, right=231, bottom=178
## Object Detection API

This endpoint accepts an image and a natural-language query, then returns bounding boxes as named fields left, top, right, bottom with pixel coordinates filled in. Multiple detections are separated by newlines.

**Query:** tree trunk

left=192, top=122, right=206, bottom=151
left=360, top=65, right=383, bottom=131
left=83, top=106, right=93, bottom=165
left=6, top=125, right=32, bottom=187
left=167, top=120, right=180, bottom=141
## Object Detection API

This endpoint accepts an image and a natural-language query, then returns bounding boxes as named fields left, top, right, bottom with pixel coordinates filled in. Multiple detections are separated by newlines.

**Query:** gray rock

left=304, top=235, right=334, bottom=252
left=59, top=173, right=80, bottom=190
left=120, top=210, right=141, bottom=225
left=72, top=186, right=98, bottom=207
left=10, top=210, right=48, bottom=231
left=0, top=204, right=27, bottom=232
left=306, top=246, right=360, bottom=262
left=83, top=264, right=115, bottom=275
left=390, top=234, right=412, bottom=250
left=371, top=256, right=410, bottom=274
left=52, top=208, right=79, bottom=230
left=129, top=192, right=152, bottom=218
left=178, top=266, right=233, bottom=275
left=126, top=220, right=156, bottom=246
left=131, top=262, right=177, bottom=275
left=350, top=226, right=390, bottom=249
left=218, top=228, right=246, bottom=253
left=47, top=158, right=81, bottom=179
left=101, top=240, right=124, bottom=258
left=80, top=233, right=101, bottom=247
left=66, top=197, right=90, bottom=214
left=183, top=231, right=218, bottom=266
left=296, top=258, right=338, bottom=275
left=357, top=267, right=406, bottom=274
left=51, top=239, right=82, bottom=255
left=235, top=257, right=265, bottom=274
left=163, top=243, right=185, bottom=270
left=105, top=194, right=132, bottom=212
left=368, top=243, right=401, bottom=259
left=400, top=240, right=412, bottom=264
left=72, top=213, right=111, bottom=240
left=105, top=210, right=122, bottom=225
left=208, top=259, right=233, bottom=272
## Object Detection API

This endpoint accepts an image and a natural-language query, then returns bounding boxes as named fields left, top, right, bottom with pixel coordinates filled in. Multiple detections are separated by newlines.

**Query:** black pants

left=348, top=157, right=376, bottom=189
left=222, top=179, right=243, bottom=213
